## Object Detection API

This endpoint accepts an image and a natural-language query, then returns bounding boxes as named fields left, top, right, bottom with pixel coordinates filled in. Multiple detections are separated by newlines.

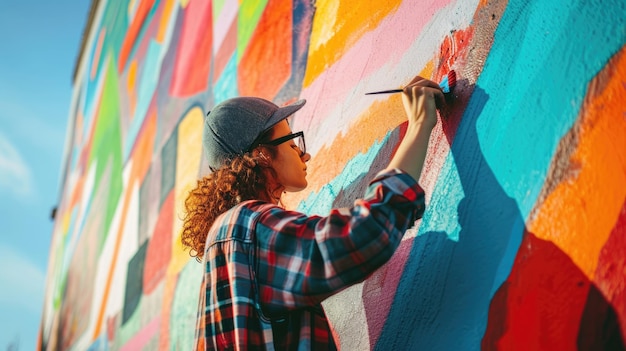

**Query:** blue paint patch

left=477, top=1, right=626, bottom=217
left=87, top=333, right=108, bottom=351
left=375, top=1, right=626, bottom=350
left=417, top=153, right=464, bottom=242
left=296, top=134, right=391, bottom=216
left=490, top=214, right=526, bottom=296
left=82, top=60, right=106, bottom=134
left=124, top=40, right=162, bottom=160
left=214, top=54, right=240, bottom=103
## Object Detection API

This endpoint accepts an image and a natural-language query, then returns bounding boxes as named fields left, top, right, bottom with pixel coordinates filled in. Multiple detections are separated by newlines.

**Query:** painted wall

left=41, top=0, right=626, bottom=349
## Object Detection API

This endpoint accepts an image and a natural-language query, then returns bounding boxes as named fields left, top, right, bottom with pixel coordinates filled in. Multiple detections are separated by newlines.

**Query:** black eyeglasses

left=251, top=131, right=306, bottom=157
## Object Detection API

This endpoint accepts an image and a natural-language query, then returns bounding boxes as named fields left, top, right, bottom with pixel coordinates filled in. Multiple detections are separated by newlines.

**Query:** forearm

left=386, top=121, right=434, bottom=182
left=254, top=170, right=424, bottom=309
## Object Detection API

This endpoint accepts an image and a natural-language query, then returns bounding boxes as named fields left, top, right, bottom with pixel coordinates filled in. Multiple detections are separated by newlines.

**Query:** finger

left=406, top=78, right=442, bottom=91
left=406, top=75, right=426, bottom=85
left=433, top=88, right=446, bottom=110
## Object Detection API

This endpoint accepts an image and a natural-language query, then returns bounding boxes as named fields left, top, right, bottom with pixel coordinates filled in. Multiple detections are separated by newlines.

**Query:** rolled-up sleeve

left=254, top=169, right=425, bottom=312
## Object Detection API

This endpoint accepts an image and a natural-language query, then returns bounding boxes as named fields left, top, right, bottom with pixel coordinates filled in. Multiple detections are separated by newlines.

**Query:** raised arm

left=386, top=76, right=444, bottom=181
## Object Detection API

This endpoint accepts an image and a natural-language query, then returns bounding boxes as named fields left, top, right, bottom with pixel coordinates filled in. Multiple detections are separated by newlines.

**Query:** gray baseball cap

left=203, top=97, right=306, bottom=170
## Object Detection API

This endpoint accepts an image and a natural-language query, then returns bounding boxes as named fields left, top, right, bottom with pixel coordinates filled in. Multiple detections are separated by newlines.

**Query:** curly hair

left=181, top=145, right=279, bottom=261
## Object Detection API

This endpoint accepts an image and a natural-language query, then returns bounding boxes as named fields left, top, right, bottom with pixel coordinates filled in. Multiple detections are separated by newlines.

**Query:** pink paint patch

left=363, top=238, right=414, bottom=346
left=119, top=316, right=161, bottom=351
left=299, top=0, right=453, bottom=128
left=213, top=17, right=237, bottom=82
left=169, top=0, right=213, bottom=97
left=212, top=0, right=238, bottom=52
left=238, top=0, right=292, bottom=98
left=143, top=190, right=174, bottom=294
left=132, top=4, right=162, bottom=68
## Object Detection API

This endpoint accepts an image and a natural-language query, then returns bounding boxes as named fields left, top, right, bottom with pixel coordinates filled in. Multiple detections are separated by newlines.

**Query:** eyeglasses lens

left=297, top=135, right=306, bottom=156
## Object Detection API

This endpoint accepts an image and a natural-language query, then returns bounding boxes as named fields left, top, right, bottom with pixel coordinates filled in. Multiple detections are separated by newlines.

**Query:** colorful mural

left=41, top=0, right=626, bottom=349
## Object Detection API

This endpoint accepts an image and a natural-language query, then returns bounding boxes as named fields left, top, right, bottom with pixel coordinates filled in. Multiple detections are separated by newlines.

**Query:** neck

left=269, top=186, right=285, bottom=205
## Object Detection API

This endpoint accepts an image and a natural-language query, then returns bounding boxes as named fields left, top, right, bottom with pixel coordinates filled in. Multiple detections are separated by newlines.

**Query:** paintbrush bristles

left=447, top=70, right=457, bottom=89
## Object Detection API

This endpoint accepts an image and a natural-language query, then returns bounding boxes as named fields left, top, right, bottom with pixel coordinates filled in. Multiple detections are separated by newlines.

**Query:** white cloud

left=0, top=245, right=46, bottom=314
left=0, top=96, right=68, bottom=156
left=0, top=131, right=36, bottom=199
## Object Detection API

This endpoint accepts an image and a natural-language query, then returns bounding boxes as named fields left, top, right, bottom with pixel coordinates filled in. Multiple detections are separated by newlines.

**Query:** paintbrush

left=366, top=70, right=457, bottom=95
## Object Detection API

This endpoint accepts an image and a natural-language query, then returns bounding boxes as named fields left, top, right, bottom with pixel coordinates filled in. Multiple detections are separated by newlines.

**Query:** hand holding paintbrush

left=366, top=70, right=457, bottom=95
left=382, top=74, right=449, bottom=180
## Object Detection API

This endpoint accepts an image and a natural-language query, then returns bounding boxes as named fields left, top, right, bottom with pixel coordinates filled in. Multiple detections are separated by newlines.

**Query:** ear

left=252, top=148, right=271, bottom=167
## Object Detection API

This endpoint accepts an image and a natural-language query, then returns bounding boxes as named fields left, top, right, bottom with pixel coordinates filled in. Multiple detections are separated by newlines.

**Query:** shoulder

left=208, top=200, right=282, bottom=244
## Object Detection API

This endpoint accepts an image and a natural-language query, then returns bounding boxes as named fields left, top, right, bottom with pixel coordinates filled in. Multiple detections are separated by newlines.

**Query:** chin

left=286, top=183, right=308, bottom=192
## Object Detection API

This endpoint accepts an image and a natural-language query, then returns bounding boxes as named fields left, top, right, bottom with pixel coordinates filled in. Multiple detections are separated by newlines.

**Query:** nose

left=301, top=152, right=311, bottom=163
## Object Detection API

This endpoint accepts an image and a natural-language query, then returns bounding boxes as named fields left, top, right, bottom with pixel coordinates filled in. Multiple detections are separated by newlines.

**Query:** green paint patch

left=213, top=0, right=226, bottom=19
left=237, top=0, right=268, bottom=63
left=88, top=55, right=124, bottom=253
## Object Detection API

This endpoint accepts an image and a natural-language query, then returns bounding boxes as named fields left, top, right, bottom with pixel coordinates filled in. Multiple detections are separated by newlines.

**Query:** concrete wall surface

left=41, top=0, right=626, bottom=349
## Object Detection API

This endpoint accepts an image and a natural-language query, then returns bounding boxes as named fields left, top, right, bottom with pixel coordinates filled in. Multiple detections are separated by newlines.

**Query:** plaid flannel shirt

left=194, top=169, right=425, bottom=350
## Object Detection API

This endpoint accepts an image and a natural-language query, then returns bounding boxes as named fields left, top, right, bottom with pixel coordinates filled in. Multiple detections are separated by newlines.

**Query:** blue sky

left=0, top=0, right=91, bottom=348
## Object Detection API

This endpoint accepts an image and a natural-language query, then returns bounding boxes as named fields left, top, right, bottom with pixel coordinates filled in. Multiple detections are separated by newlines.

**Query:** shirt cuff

left=369, top=168, right=424, bottom=203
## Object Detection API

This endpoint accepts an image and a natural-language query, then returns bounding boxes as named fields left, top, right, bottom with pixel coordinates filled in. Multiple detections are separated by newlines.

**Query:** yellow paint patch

left=303, top=0, right=403, bottom=87
left=156, top=0, right=175, bottom=43
left=528, top=47, right=626, bottom=278
left=128, top=0, right=138, bottom=18
left=170, top=106, right=204, bottom=274
left=127, top=60, right=138, bottom=116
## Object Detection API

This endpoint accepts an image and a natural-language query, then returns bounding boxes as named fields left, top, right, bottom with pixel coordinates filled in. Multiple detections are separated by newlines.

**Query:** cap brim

left=263, top=99, right=306, bottom=130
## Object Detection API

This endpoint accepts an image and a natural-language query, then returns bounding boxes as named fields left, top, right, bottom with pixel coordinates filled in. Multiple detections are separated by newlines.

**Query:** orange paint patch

left=156, top=0, right=175, bottom=43
left=132, top=111, right=157, bottom=184
left=437, top=27, right=475, bottom=78
left=528, top=47, right=626, bottom=278
left=237, top=0, right=292, bottom=98
left=69, top=173, right=85, bottom=212
left=286, top=62, right=435, bottom=206
left=118, top=0, right=157, bottom=73
left=282, top=96, right=405, bottom=209
left=127, top=60, right=138, bottom=117
left=156, top=273, right=178, bottom=348
left=213, top=17, right=237, bottom=82
left=303, top=0, right=403, bottom=87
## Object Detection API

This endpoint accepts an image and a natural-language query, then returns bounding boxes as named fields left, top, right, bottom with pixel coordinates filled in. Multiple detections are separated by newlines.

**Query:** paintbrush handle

left=364, top=89, right=404, bottom=95
left=365, top=70, right=456, bottom=95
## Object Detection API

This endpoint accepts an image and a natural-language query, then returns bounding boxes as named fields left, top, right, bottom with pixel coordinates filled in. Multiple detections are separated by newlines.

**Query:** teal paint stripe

left=214, top=54, right=239, bottom=103
left=376, top=1, right=626, bottom=349
left=474, top=0, right=626, bottom=314
left=296, top=134, right=391, bottom=216
left=82, top=60, right=105, bottom=138
left=476, top=1, right=626, bottom=217
left=124, top=40, right=162, bottom=160
left=418, top=153, right=463, bottom=241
